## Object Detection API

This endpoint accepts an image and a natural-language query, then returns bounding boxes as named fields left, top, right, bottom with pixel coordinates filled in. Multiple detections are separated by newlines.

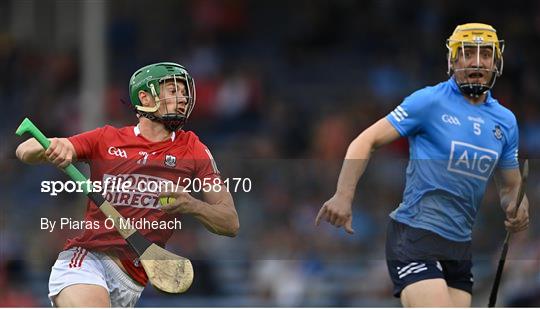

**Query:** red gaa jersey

left=65, top=125, right=221, bottom=285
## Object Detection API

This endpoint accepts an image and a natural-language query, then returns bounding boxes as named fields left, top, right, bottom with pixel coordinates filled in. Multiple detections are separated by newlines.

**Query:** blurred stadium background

left=1, top=0, right=539, bottom=306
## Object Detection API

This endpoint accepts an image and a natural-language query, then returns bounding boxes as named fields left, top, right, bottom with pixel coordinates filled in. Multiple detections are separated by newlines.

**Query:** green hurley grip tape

left=64, top=165, right=91, bottom=194
left=16, top=118, right=92, bottom=195
left=15, top=118, right=51, bottom=148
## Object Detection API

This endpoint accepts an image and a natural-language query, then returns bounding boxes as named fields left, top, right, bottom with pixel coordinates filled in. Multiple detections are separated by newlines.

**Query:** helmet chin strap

left=455, top=70, right=498, bottom=98
left=136, top=110, right=186, bottom=131
left=458, top=83, right=489, bottom=98
left=159, top=114, right=187, bottom=131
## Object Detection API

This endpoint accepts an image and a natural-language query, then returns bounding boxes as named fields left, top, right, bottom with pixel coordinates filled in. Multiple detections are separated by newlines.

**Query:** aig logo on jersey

left=164, top=154, right=176, bottom=167
left=447, top=141, right=499, bottom=181
left=441, top=114, right=461, bottom=126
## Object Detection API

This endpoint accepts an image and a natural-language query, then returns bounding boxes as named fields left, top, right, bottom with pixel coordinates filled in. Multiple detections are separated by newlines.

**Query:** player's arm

left=16, top=137, right=77, bottom=168
left=494, top=168, right=529, bottom=233
left=316, top=117, right=401, bottom=233
left=159, top=187, right=239, bottom=237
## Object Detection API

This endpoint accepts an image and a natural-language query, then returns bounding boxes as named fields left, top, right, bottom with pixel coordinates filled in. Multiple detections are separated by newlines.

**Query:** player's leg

left=98, top=252, right=145, bottom=307
left=401, top=280, right=471, bottom=306
left=400, top=278, right=453, bottom=307
left=445, top=259, right=473, bottom=307
left=448, top=287, right=471, bottom=307
left=401, top=257, right=473, bottom=307
left=49, top=247, right=111, bottom=307
left=53, top=284, right=110, bottom=307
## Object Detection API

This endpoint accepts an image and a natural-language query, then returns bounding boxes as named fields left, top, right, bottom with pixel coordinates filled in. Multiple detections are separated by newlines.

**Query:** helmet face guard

left=129, top=62, right=196, bottom=131
left=446, top=23, right=504, bottom=98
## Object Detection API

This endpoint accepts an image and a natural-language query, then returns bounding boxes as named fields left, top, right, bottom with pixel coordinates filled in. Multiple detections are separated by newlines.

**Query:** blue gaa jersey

left=386, top=77, right=519, bottom=242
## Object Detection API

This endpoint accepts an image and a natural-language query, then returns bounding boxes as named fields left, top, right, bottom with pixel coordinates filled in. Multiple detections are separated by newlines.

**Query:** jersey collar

left=134, top=124, right=176, bottom=141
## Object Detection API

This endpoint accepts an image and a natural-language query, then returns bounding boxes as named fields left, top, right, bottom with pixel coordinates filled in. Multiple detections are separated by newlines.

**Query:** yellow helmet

left=446, top=23, right=505, bottom=97
left=447, top=23, right=504, bottom=60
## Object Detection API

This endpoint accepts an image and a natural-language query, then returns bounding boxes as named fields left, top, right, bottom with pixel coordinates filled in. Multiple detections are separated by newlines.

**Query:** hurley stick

left=16, top=118, right=193, bottom=293
left=488, top=159, right=529, bottom=307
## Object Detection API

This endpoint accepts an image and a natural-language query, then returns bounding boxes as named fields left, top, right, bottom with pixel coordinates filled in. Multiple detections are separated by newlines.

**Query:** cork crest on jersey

left=164, top=155, right=177, bottom=167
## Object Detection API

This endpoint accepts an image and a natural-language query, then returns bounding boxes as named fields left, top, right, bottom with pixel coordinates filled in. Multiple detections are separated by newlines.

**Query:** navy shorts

left=385, top=219, right=473, bottom=298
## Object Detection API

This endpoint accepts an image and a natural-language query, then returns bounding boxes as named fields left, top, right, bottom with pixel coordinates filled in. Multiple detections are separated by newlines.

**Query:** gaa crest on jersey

left=493, top=125, right=503, bottom=140
left=107, top=146, right=128, bottom=158
left=164, top=154, right=177, bottom=167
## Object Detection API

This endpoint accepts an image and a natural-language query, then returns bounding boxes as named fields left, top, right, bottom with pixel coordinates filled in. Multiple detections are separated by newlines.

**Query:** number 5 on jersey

left=473, top=122, right=481, bottom=135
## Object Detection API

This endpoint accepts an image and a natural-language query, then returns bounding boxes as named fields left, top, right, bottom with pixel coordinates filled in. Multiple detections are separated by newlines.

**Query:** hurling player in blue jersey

left=316, top=23, right=529, bottom=307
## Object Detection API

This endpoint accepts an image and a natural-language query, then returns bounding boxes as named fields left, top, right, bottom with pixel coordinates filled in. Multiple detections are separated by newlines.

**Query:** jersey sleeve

left=68, top=127, right=106, bottom=162
left=497, top=117, right=519, bottom=169
left=385, top=89, right=432, bottom=137
left=193, top=139, right=221, bottom=181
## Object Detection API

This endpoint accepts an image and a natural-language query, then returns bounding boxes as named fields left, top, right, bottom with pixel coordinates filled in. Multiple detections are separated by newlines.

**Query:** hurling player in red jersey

left=16, top=62, right=239, bottom=307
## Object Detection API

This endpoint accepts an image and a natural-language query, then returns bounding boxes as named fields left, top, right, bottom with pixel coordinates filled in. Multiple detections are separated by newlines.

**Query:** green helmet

left=129, top=62, right=196, bottom=131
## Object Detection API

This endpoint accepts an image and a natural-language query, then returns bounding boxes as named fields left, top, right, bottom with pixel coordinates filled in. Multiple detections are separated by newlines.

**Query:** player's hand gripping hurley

left=488, top=159, right=529, bottom=307
left=16, top=118, right=193, bottom=294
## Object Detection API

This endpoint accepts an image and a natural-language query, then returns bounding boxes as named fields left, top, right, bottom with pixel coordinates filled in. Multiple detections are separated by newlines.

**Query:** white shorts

left=48, top=247, right=145, bottom=307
